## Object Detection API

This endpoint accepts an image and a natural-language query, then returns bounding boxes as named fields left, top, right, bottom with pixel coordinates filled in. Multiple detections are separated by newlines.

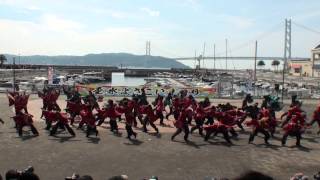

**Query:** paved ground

left=0, top=95, right=320, bottom=180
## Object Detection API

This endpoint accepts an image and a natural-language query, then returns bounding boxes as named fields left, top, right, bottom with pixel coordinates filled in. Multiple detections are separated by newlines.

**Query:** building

left=288, top=59, right=312, bottom=77
left=312, top=44, right=320, bottom=77
left=288, top=44, right=320, bottom=77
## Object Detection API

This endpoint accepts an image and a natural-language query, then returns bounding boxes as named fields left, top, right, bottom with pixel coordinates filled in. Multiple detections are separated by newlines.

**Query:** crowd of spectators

left=1, top=168, right=320, bottom=180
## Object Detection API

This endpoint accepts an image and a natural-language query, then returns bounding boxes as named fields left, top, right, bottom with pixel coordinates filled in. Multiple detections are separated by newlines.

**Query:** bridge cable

left=215, top=22, right=283, bottom=57
left=292, top=21, right=320, bottom=35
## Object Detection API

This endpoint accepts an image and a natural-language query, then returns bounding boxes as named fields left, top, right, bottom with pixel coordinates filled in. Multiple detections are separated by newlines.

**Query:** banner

left=75, top=84, right=216, bottom=98
left=48, top=66, right=53, bottom=84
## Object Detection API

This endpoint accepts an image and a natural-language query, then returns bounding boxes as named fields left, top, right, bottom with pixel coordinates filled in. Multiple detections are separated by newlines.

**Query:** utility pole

left=213, top=44, right=216, bottom=70
left=225, top=39, right=228, bottom=71
left=12, top=57, right=16, bottom=92
left=254, top=41, right=258, bottom=81
left=202, top=42, right=206, bottom=69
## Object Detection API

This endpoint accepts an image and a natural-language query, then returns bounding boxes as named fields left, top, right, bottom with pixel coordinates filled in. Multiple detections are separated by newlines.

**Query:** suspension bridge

left=144, top=19, right=320, bottom=69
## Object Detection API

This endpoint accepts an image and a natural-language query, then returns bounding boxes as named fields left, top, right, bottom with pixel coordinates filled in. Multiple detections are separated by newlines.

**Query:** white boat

left=80, top=72, right=105, bottom=83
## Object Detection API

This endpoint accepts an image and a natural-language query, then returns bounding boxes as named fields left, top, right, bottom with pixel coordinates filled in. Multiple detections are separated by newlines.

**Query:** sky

left=0, top=0, right=319, bottom=69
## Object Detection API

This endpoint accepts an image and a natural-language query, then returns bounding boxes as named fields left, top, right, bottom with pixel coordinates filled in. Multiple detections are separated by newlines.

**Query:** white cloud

left=0, top=17, right=167, bottom=56
left=40, top=14, right=84, bottom=32
left=220, top=15, right=254, bottom=29
left=140, top=7, right=160, bottom=17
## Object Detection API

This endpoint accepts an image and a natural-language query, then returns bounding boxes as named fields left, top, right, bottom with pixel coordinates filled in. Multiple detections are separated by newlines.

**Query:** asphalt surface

left=0, top=95, right=320, bottom=180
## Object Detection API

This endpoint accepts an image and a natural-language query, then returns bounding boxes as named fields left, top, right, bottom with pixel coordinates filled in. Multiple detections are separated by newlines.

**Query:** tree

left=271, top=60, right=280, bottom=72
left=0, top=54, right=7, bottom=67
left=257, top=60, right=265, bottom=69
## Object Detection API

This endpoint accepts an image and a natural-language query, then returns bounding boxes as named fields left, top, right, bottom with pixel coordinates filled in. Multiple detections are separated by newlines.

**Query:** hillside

left=4, top=53, right=189, bottom=69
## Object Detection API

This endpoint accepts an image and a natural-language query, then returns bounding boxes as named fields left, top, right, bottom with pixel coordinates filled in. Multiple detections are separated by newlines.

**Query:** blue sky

left=0, top=0, right=319, bottom=68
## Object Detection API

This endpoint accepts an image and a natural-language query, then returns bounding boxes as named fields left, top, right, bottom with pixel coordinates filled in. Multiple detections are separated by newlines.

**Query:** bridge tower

left=282, top=18, right=292, bottom=102
left=283, top=19, right=292, bottom=69
left=146, top=41, right=151, bottom=56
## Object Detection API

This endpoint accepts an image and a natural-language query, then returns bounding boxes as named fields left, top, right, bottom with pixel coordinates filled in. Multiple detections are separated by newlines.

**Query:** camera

left=6, top=166, right=36, bottom=180
left=314, top=172, right=320, bottom=180
left=65, top=173, right=80, bottom=180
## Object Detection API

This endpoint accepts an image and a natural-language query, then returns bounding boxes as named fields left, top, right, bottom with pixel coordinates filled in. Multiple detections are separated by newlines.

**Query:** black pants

left=109, top=118, right=118, bottom=133
left=86, top=125, right=98, bottom=137
left=157, top=111, right=164, bottom=125
left=173, top=110, right=179, bottom=120
left=190, top=118, right=204, bottom=135
left=45, top=119, right=52, bottom=130
left=97, top=117, right=106, bottom=126
left=282, top=131, right=301, bottom=146
left=204, top=128, right=231, bottom=143
left=229, top=127, right=238, bottom=137
left=165, top=106, right=173, bottom=119
left=133, top=111, right=143, bottom=127
left=249, top=127, right=270, bottom=144
left=204, top=116, right=214, bottom=125
left=50, top=121, right=75, bottom=136
left=143, top=117, right=159, bottom=133
left=171, top=123, right=189, bottom=141
left=18, top=124, right=39, bottom=137
left=236, top=117, right=246, bottom=130
left=125, top=124, right=137, bottom=139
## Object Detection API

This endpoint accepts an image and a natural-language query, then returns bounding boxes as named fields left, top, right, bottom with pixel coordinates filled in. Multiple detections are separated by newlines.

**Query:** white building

left=312, top=44, right=320, bottom=77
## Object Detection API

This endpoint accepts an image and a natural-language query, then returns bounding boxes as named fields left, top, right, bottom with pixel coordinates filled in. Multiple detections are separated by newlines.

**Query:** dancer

left=141, top=104, right=159, bottom=133
left=171, top=108, right=189, bottom=142
left=247, top=104, right=271, bottom=144
left=190, top=102, right=205, bottom=136
left=12, top=112, right=39, bottom=137
left=281, top=112, right=306, bottom=146
left=50, top=112, right=76, bottom=136
left=308, top=105, right=320, bottom=134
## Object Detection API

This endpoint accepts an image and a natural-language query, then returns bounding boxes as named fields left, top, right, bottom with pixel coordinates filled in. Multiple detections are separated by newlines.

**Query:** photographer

left=5, top=166, right=39, bottom=180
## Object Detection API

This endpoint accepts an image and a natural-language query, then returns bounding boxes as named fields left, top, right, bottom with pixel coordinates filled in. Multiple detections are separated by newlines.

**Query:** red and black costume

left=259, top=108, right=277, bottom=137
left=117, top=100, right=137, bottom=139
left=281, top=112, right=305, bottom=146
left=155, top=95, right=165, bottom=125
left=132, top=97, right=143, bottom=127
left=246, top=106, right=271, bottom=144
left=66, top=91, right=82, bottom=125
left=79, top=104, right=98, bottom=137
left=98, top=100, right=121, bottom=134
left=50, top=112, right=75, bottom=136
left=203, top=113, right=232, bottom=143
left=12, top=112, right=39, bottom=137
left=141, top=105, right=159, bottom=133
left=171, top=109, right=190, bottom=142
left=171, top=96, right=181, bottom=120
left=190, top=102, right=205, bottom=136
left=308, top=105, right=320, bottom=134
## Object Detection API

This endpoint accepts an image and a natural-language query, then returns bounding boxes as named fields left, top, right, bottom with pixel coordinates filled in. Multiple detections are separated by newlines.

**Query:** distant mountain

left=4, top=53, right=190, bottom=69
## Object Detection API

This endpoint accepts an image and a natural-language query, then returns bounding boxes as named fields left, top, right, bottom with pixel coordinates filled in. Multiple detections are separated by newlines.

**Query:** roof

left=315, top=44, right=320, bottom=49
left=289, top=59, right=311, bottom=63
left=291, top=64, right=302, bottom=68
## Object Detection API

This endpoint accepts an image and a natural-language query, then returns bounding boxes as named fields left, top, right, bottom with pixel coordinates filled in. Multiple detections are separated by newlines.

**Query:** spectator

left=79, top=175, right=94, bottom=180
left=108, top=175, right=128, bottom=180
left=233, top=170, right=273, bottom=180
left=20, top=172, right=40, bottom=180
left=290, top=173, right=309, bottom=180
left=5, top=170, right=19, bottom=180
left=5, top=169, right=40, bottom=180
